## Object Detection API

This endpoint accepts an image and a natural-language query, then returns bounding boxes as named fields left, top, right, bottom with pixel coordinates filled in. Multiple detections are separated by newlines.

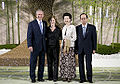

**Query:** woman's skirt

left=59, top=47, right=76, bottom=79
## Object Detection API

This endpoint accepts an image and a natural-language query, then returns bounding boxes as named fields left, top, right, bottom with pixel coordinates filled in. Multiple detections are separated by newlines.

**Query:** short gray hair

left=36, top=9, right=44, bottom=15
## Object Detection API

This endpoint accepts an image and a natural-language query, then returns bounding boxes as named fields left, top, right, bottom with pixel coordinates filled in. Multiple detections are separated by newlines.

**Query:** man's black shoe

left=88, top=80, right=93, bottom=83
left=48, top=78, right=53, bottom=81
left=80, top=80, right=87, bottom=83
left=80, top=80, right=84, bottom=83
left=31, top=79, right=36, bottom=83
left=53, top=79, right=57, bottom=82
left=38, top=79, right=44, bottom=82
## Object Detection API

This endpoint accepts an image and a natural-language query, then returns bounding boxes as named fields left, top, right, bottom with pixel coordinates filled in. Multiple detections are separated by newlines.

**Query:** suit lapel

left=79, top=24, right=89, bottom=39
left=33, top=20, right=42, bottom=34
left=79, top=25, right=84, bottom=39
left=84, top=24, right=89, bottom=39
left=43, top=21, right=45, bottom=35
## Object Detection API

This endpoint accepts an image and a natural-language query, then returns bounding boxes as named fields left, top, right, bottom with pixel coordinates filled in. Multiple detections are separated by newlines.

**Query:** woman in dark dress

left=46, top=16, right=62, bottom=82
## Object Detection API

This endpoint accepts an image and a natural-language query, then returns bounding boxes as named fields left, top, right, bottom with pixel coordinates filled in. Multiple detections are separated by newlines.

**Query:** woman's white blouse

left=62, top=25, right=76, bottom=47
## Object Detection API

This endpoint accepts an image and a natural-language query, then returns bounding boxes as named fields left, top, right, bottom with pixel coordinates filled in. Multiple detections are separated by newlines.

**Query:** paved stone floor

left=0, top=67, right=120, bottom=84
left=0, top=79, right=120, bottom=84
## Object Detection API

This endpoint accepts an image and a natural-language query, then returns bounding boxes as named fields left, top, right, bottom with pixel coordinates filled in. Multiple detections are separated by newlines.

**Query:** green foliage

left=96, top=43, right=120, bottom=55
left=0, top=44, right=19, bottom=49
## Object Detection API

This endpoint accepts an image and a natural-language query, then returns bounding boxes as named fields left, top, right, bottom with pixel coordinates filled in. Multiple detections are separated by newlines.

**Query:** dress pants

left=30, top=50, right=45, bottom=80
left=47, top=46, right=59, bottom=80
left=78, top=51, right=92, bottom=81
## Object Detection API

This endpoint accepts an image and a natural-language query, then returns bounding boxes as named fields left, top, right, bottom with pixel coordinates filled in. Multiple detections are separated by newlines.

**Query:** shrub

left=96, top=43, right=120, bottom=55
left=0, top=44, right=19, bottom=49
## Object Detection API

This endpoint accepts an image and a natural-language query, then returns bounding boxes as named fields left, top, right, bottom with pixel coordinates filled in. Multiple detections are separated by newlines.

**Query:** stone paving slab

left=0, top=79, right=120, bottom=84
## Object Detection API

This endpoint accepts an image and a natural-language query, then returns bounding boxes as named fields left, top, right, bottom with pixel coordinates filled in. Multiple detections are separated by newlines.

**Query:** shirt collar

left=36, top=19, right=42, bottom=23
left=82, top=23, right=88, bottom=28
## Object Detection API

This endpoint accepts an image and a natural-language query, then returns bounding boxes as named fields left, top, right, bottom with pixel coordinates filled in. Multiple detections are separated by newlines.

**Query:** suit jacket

left=75, top=23, right=97, bottom=54
left=27, top=19, right=47, bottom=53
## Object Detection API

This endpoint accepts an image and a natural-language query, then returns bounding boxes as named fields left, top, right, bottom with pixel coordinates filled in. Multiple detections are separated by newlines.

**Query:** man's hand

left=93, top=50, right=95, bottom=54
left=28, top=47, right=33, bottom=52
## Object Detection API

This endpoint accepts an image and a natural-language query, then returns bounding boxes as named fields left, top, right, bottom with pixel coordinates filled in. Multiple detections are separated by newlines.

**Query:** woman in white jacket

left=59, top=13, right=76, bottom=82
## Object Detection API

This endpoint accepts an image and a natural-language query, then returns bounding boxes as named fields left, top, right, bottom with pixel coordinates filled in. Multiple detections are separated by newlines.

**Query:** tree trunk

left=117, top=17, right=120, bottom=43
left=112, top=8, right=119, bottom=47
left=17, top=0, right=20, bottom=44
left=93, top=0, right=96, bottom=25
left=10, top=0, right=14, bottom=44
left=72, top=0, right=74, bottom=24
left=100, top=0, right=104, bottom=44
left=82, top=0, right=86, bottom=12
left=104, top=6, right=112, bottom=44
left=6, top=0, right=10, bottom=44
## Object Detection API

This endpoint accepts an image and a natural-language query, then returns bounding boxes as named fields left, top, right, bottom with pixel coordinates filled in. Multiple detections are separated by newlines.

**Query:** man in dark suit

left=27, top=9, right=47, bottom=83
left=75, top=13, right=97, bottom=83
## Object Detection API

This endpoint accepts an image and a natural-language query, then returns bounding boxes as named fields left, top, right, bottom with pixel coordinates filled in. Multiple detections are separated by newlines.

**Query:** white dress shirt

left=82, top=23, right=88, bottom=28
left=36, top=19, right=43, bottom=30
left=82, top=23, right=88, bottom=37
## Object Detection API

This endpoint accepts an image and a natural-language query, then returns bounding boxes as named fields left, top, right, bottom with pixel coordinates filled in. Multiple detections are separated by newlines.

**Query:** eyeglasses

left=81, top=18, right=86, bottom=20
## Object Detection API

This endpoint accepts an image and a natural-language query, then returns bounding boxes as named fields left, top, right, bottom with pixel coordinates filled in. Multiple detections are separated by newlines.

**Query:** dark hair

left=80, top=13, right=88, bottom=19
left=48, top=16, right=56, bottom=23
left=63, top=13, right=72, bottom=20
left=48, top=16, right=61, bottom=27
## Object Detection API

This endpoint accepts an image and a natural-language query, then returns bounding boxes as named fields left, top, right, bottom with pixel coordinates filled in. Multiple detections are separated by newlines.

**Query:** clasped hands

left=63, top=38, right=70, bottom=53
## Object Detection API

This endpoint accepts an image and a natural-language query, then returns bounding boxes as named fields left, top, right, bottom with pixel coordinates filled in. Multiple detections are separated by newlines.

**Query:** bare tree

left=6, top=0, right=10, bottom=44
